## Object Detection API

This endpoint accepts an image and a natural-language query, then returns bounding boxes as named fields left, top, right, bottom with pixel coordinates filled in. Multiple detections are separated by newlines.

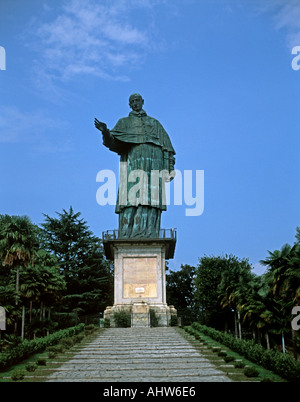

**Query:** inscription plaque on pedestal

left=123, top=257, right=157, bottom=299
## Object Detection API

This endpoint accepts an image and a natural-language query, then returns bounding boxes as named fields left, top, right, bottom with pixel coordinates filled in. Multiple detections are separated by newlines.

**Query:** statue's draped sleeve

left=102, top=125, right=129, bottom=155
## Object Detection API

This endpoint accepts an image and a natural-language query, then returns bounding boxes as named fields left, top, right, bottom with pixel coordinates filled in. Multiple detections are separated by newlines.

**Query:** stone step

left=47, top=367, right=227, bottom=378
left=67, top=346, right=208, bottom=353
left=51, top=361, right=213, bottom=369
left=45, top=328, right=233, bottom=382
left=44, top=363, right=217, bottom=371
left=47, top=374, right=229, bottom=383
left=50, top=357, right=209, bottom=364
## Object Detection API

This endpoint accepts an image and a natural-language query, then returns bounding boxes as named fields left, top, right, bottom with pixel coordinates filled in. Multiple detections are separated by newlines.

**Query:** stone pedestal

left=103, top=234, right=177, bottom=327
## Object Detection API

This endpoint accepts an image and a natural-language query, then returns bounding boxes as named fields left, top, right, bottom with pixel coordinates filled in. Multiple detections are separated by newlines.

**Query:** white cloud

left=273, top=2, right=300, bottom=47
left=253, top=0, right=300, bottom=48
left=27, top=0, right=158, bottom=91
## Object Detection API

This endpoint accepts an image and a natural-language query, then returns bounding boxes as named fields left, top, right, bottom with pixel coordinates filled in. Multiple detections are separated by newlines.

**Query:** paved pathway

left=46, top=327, right=232, bottom=382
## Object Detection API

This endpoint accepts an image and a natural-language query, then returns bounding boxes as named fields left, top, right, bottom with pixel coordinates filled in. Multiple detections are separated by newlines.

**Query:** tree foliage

left=166, top=227, right=300, bottom=356
left=0, top=215, right=38, bottom=269
left=166, top=264, right=198, bottom=325
left=0, top=208, right=113, bottom=343
left=40, top=207, right=113, bottom=315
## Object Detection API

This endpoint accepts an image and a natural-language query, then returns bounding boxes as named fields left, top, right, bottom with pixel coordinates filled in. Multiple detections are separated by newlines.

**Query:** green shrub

left=234, top=360, right=246, bottom=369
left=11, top=369, right=25, bottom=381
left=36, top=358, right=46, bottom=366
left=85, top=324, right=96, bottom=331
left=0, top=323, right=85, bottom=372
left=85, top=324, right=97, bottom=334
left=47, top=344, right=65, bottom=354
left=243, top=366, right=259, bottom=378
left=189, top=323, right=300, bottom=382
left=113, top=310, right=131, bottom=328
left=218, top=351, right=227, bottom=357
left=260, top=377, right=273, bottom=382
left=60, top=337, right=74, bottom=349
left=104, top=318, right=110, bottom=328
left=84, top=324, right=98, bottom=335
left=25, top=363, right=37, bottom=372
left=73, top=334, right=84, bottom=343
left=150, top=310, right=159, bottom=327
left=224, top=355, right=235, bottom=363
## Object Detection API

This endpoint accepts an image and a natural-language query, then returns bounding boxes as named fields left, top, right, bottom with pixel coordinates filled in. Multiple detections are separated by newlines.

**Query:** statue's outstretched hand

left=94, top=118, right=108, bottom=133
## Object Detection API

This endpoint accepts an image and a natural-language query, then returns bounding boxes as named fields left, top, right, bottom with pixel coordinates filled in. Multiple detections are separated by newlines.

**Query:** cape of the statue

left=109, top=110, right=175, bottom=155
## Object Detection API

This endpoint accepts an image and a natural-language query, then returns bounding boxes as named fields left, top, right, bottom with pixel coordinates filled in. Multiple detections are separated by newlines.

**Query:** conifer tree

left=40, top=207, right=113, bottom=316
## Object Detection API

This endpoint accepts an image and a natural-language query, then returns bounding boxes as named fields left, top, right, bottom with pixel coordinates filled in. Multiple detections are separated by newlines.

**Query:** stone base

left=102, top=236, right=177, bottom=328
left=104, top=302, right=177, bottom=328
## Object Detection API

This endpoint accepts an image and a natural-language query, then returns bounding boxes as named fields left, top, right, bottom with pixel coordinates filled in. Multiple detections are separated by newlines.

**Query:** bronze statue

left=95, top=93, right=175, bottom=238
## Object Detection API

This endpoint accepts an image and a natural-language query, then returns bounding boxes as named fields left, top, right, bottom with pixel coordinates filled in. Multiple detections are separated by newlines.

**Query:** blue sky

left=0, top=0, right=299, bottom=275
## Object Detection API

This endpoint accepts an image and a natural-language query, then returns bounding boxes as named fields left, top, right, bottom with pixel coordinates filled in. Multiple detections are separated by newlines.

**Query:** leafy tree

left=217, top=255, right=254, bottom=338
left=260, top=244, right=293, bottom=297
left=0, top=215, right=38, bottom=336
left=260, top=230, right=300, bottom=355
left=194, top=254, right=254, bottom=333
left=242, top=274, right=279, bottom=348
left=194, top=256, right=228, bottom=328
left=166, top=264, right=198, bottom=325
left=295, top=227, right=300, bottom=244
left=19, top=249, right=66, bottom=337
left=0, top=263, right=15, bottom=339
left=40, top=207, right=113, bottom=317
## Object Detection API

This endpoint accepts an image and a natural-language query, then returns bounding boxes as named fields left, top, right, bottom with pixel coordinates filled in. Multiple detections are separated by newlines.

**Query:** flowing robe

left=103, top=110, right=175, bottom=238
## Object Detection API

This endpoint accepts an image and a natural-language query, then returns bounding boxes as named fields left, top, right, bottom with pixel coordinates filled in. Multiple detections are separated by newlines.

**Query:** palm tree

left=40, top=265, right=66, bottom=335
left=218, top=255, right=253, bottom=338
left=19, top=250, right=66, bottom=338
left=19, top=265, right=42, bottom=322
left=260, top=242, right=300, bottom=354
left=242, top=273, right=284, bottom=349
left=0, top=215, right=38, bottom=337
left=260, top=244, right=293, bottom=297
left=19, top=264, right=43, bottom=339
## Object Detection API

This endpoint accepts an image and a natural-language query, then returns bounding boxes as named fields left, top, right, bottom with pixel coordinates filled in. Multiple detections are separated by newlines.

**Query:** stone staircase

left=46, top=327, right=232, bottom=382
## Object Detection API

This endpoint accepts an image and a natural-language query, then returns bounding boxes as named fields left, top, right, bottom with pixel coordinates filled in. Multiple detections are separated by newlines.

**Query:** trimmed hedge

left=0, top=323, right=85, bottom=371
left=188, top=322, right=300, bottom=382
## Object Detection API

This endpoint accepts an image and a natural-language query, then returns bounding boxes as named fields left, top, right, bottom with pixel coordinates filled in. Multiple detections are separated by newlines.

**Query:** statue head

left=129, top=93, right=144, bottom=112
